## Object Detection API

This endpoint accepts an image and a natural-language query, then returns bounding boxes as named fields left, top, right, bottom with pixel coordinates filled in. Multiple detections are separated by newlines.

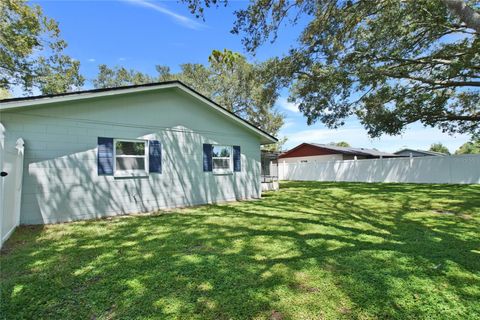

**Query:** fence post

left=354, top=156, right=358, bottom=181
left=379, top=155, right=383, bottom=183
left=448, top=155, right=453, bottom=184
left=278, top=161, right=282, bottom=180
left=14, top=138, right=24, bottom=226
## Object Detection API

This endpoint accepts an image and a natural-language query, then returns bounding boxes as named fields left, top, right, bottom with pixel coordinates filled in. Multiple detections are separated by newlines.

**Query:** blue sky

left=31, top=0, right=471, bottom=152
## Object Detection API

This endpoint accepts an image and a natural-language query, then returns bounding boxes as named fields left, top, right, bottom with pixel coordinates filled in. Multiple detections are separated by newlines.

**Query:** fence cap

left=15, top=138, right=24, bottom=149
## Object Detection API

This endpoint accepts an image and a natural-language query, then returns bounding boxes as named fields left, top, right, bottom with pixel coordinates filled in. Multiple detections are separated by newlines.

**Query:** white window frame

left=212, top=145, right=233, bottom=174
left=113, top=138, right=149, bottom=177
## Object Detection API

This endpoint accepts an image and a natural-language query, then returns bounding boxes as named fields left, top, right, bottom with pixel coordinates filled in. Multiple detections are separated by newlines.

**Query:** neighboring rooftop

left=394, top=148, right=447, bottom=157
left=311, top=143, right=397, bottom=157
left=279, top=143, right=398, bottom=159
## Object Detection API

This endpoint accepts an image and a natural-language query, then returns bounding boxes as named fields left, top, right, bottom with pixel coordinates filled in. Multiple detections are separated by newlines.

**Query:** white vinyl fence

left=274, top=154, right=480, bottom=184
left=0, top=123, right=25, bottom=248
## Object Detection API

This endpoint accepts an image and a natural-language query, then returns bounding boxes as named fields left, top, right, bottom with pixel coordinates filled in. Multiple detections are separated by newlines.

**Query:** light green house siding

left=1, top=87, right=265, bottom=224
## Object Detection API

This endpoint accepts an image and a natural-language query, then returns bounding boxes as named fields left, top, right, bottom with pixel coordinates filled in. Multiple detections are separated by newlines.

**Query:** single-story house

left=279, top=143, right=398, bottom=164
left=394, top=148, right=446, bottom=157
left=0, top=81, right=277, bottom=225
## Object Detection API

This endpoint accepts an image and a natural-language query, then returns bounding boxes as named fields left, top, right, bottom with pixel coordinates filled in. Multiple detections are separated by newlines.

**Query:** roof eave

left=0, top=81, right=278, bottom=145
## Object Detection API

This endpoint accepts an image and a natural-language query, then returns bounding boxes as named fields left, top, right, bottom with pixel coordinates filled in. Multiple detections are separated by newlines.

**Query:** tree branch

left=442, top=0, right=480, bottom=33
left=377, top=71, right=480, bottom=87
left=444, top=114, right=480, bottom=121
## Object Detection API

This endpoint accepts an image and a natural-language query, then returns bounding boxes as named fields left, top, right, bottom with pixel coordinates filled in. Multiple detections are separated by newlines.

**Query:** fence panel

left=1, top=135, right=24, bottom=248
left=450, top=155, right=480, bottom=184
left=277, top=154, right=480, bottom=184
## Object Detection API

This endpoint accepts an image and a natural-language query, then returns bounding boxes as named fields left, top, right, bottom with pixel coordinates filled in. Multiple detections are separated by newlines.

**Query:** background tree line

left=91, top=49, right=284, bottom=138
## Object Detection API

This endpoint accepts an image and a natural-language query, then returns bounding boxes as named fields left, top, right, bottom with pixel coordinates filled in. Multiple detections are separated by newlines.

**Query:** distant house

left=394, top=148, right=446, bottom=157
left=278, top=143, right=398, bottom=164
left=0, top=81, right=277, bottom=225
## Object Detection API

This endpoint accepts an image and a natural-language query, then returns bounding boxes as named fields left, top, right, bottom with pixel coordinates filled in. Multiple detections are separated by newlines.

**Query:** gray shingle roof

left=310, top=143, right=398, bottom=157
left=394, top=148, right=446, bottom=156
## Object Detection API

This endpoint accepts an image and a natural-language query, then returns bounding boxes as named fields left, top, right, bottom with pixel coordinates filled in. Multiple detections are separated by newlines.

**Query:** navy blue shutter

left=149, top=140, right=162, bottom=173
left=233, top=146, right=241, bottom=172
left=203, top=144, right=213, bottom=172
left=98, top=137, right=113, bottom=175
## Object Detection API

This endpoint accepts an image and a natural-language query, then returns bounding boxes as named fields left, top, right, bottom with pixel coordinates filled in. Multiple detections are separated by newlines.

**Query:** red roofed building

left=279, top=143, right=398, bottom=164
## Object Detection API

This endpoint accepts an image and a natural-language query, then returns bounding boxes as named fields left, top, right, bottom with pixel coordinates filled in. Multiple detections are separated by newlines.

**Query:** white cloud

left=123, top=0, right=205, bottom=30
left=280, top=124, right=470, bottom=153
left=118, top=57, right=127, bottom=61
left=87, top=58, right=96, bottom=62
left=281, top=120, right=296, bottom=129
left=276, top=96, right=299, bottom=113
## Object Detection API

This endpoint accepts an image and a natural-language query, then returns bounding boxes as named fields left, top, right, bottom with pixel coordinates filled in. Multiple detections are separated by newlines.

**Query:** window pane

left=212, top=146, right=231, bottom=157
left=116, top=157, right=145, bottom=171
left=213, top=158, right=230, bottom=170
left=116, top=141, right=145, bottom=156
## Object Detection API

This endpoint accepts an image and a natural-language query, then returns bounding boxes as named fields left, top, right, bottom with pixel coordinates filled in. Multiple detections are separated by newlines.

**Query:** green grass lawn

left=1, top=181, right=480, bottom=320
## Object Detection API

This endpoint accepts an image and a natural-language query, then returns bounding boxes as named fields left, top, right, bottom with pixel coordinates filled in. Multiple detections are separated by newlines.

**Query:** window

left=114, top=139, right=148, bottom=176
left=212, top=145, right=232, bottom=173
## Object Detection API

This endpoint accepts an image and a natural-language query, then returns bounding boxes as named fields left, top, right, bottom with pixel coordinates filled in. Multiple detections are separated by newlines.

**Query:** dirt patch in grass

left=270, top=310, right=284, bottom=320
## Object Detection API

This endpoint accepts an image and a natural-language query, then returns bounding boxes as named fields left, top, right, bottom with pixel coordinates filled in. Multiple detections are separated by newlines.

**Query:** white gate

left=0, top=123, right=25, bottom=248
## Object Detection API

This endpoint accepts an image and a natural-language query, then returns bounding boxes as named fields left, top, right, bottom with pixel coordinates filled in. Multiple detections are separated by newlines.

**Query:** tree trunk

left=442, top=0, right=480, bottom=33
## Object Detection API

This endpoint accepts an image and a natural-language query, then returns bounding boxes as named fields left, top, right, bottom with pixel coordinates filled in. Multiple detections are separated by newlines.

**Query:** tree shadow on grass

left=1, top=181, right=479, bottom=319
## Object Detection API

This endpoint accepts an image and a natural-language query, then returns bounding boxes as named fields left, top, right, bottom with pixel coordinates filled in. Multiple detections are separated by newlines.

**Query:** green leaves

left=92, top=64, right=157, bottom=89
left=180, top=0, right=480, bottom=137
left=0, top=0, right=84, bottom=95
left=455, top=137, right=480, bottom=154
left=429, top=142, right=451, bottom=154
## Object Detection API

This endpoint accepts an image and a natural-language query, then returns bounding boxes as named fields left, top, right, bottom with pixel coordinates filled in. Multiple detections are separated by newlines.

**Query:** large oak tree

left=182, top=0, right=480, bottom=137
